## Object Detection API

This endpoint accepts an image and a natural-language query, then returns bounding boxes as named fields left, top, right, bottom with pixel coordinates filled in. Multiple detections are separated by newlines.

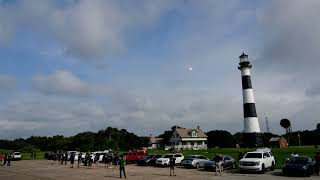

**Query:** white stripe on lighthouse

left=241, top=68, right=251, bottom=76
left=244, top=117, right=261, bottom=133
left=243, top=89, right=255, bottom=104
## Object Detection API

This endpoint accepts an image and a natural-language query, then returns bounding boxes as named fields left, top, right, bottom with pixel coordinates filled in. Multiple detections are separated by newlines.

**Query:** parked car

left=11, top=152, right=22, bottom=160
left=125, top=150, right=146, bottom=163
left=155, top=153, right=184, bottom=166
left=202, top=155, right=236, bottom=170
left=66, top=151, right=78, bottom=161
left=137, top=154, right=162, bottom=166
left=282, top=156, right=315, bottom=177
left=181, top=155, right=209, bottom=169
left=239, top=148, right=275, bottom=173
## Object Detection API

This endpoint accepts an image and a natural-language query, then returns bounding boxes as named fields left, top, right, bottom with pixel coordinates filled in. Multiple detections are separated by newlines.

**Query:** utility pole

left=298, top=132, right=301, bottom=147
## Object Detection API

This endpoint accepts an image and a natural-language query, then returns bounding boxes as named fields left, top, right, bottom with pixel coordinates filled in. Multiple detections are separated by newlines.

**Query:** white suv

left=239, top=148, right=275, bottom=173
left=156, top=153, right=184, bottom=166
left=11, top=152, right=22, bottom=160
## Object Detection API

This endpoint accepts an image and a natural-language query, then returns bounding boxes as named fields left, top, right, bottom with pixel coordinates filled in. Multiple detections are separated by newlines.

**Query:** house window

left=191, top=131, right=197, bottom=137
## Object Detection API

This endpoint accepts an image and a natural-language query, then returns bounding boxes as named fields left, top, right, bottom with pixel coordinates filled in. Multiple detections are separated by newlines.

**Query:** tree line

left=0, top=127, right=149, bottom=152
left=0, top=123, right=319, bottom=152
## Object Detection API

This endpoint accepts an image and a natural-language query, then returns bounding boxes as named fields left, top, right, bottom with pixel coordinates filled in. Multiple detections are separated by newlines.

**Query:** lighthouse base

left=242, top=133, right=263, bottom=148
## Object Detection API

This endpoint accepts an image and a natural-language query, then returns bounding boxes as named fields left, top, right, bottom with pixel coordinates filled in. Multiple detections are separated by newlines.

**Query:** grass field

left=148, top=146, right=319, bottom=169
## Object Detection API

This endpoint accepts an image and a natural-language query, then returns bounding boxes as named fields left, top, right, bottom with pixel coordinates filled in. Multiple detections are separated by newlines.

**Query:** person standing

left=70, top=153, right=75, bottom=168
left=52, top=153, right=57, bottom=165
left=315, top=151, right=320, bottom=176
left=169, top=155, right=176, bottom=176
left=214, top=154, right=223, bottom=176
left=0, top=153, right=3, bottom=166
left=61, top=153, right=64, bottom=165
left=103, top=154, right=108, bottom=168
left=64, top=152, right=68, bottom=165
left=119, top=155, right=126, bottom=178
left=3, top=154, right=7, bottom=166
left=77, top=153, right=82, bottom=168
left=7, top=154, right=11, bottom=166
left=114, top=154, right=119, bottom=169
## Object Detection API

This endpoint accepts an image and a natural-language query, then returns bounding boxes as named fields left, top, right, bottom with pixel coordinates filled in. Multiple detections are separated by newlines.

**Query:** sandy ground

left=0, top=160, right=319, bottom=180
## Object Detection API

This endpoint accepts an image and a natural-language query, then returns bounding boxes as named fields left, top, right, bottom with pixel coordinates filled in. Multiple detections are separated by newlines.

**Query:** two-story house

left=168, top=126, right=207, bottom=150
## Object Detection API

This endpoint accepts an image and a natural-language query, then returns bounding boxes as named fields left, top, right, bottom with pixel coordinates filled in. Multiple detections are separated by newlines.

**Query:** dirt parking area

left=0, top=160, right=318, bottom=180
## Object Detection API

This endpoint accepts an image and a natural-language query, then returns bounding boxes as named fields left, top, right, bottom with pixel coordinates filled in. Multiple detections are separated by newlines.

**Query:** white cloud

left=32, top=70, right=90, bottom=96
left=257, top=0, right=320, bottom=71
left=0, top=0, right=177, bottom=59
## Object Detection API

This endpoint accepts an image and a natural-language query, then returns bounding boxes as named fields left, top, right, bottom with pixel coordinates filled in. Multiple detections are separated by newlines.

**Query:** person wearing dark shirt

left=169, top=156, right=176, bottom=176
left=77, top=153, right=82, bottom=168
left=52, top=153, right=57, bottom=165
left=7, top=154, right=11, bottom=166
left=70, top=153, right=75, bottom=168
left=119, top=155, right=126, bottom=178
left=3, top=154, right=7, bottom=166
left=64, top=152, right=68, bottom=165
left=214, top=154, right=223, bottom=176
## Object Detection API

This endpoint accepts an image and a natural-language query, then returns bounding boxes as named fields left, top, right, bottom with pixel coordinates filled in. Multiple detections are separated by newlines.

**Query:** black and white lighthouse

left=238, top=53, right=263, bottom=147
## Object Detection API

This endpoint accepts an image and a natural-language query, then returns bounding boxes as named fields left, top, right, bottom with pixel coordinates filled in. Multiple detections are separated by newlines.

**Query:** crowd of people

left=0, top=153, right=11, bottom=166
left=49, top=152, right=127, bottom=178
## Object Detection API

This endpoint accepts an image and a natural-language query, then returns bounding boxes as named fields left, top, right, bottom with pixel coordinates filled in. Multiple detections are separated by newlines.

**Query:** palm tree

left=280, top=118, right=291, bottom=133
left=280, top=118, right=291, bottom=146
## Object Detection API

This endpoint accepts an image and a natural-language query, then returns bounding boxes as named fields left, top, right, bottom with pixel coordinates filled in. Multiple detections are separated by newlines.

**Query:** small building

left=148, top=136, right=163, bottom=149
left=168, top=126, right=207, bottom=150
left=269, top=137, right=288, bottom=148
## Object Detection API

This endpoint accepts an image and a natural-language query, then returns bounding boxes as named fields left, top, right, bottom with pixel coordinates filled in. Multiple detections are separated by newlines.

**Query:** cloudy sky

left=0, top=0, right=320, bottom=139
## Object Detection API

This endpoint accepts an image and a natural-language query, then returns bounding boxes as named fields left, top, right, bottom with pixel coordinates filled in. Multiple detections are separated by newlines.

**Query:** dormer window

left=191, top=131, right=197, bottom=137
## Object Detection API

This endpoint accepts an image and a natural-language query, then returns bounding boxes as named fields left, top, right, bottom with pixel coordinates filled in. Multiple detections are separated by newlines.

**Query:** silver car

left=181, top=155, right=209, bottom=169
left=202, top=155, right=236, bottom=171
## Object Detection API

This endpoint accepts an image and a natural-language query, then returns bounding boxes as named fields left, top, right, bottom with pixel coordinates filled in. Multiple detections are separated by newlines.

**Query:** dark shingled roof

left=175, top=128, right=207, bottom=138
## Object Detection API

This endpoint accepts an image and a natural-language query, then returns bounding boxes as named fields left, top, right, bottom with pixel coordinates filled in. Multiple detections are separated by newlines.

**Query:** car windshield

left=244, top=153, right=262, bottom=158
left=163, top=155, right=173, bottom=158
left=145, top=155, right=153, bottom=159
left=288, top=157, right=308, bottom=164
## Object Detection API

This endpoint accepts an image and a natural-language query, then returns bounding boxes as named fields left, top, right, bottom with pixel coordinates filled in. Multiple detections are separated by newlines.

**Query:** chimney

left=197, top=126, right=200, bottom=129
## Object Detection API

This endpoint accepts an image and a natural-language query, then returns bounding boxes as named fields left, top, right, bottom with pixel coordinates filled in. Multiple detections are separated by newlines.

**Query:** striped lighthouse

left=238, top=53, right=263, bottom=147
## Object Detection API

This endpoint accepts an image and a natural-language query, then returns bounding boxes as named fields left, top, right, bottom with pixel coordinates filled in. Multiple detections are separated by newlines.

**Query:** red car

left=125, top=150, right=146, bottom=163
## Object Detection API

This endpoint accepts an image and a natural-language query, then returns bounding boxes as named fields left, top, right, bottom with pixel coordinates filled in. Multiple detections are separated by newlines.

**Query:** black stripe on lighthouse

left=242, top=75, right=252, bottom=89
left=243, top=103, right=257, bottom=118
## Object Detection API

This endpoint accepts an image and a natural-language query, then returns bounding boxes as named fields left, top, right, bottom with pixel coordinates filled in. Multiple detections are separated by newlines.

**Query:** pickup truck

left=125, top=150, right=146, bottom=163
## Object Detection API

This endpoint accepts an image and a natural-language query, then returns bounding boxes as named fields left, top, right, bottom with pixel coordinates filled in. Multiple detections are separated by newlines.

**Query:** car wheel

left=282, top=170, right=286, bottom=176
left=196, top=163, right=200, bottom=169
left=261, top=164, right=265, bottom=174
left=270, top=162, right=275, bottom=171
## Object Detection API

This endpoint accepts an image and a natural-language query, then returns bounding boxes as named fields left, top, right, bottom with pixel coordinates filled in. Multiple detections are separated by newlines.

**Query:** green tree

left=206, top=130, right=236, bottom=148
left=280, top=118, right=291, bottom=145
